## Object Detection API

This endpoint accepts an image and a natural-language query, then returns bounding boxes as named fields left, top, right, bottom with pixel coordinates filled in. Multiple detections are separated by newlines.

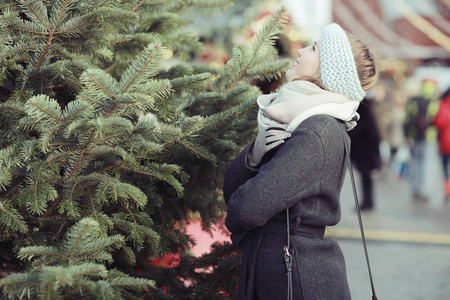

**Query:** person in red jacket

left=433, top=87, right=450, bottom=200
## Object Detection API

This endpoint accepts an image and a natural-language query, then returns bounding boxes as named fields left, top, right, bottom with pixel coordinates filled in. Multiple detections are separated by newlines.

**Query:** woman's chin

left=285, top=72, right=293, bottom=82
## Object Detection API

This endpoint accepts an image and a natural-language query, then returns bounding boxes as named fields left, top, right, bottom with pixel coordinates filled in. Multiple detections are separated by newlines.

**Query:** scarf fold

left=257, top=80, right=360, bottom=132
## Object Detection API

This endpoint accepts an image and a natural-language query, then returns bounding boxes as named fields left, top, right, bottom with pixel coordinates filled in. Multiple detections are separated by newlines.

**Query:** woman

left=223, top=23, right=378, bottom=300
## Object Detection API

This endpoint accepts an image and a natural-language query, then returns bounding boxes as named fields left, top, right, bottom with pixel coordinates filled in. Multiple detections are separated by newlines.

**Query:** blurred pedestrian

left=348, top=95, right=381, bottom=210
left=404, top=79, right=439, bottom=202
left=433, top=87, right=450, bottom=201
left=387, top=88, right=408, bottom=178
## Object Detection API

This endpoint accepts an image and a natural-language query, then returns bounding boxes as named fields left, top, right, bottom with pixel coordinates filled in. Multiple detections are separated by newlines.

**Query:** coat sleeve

left=222, top=143, right=258, bottom=205
left=225, top=126, right=325, bottom=234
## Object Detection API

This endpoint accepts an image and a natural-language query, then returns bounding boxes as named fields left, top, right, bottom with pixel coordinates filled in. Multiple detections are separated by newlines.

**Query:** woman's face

left=285, top=41, right=320, bottom=82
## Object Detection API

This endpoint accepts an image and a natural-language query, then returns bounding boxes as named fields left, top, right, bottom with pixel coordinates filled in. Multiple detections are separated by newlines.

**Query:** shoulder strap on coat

left=342, top=129, right=379, bottom=300
left=284, top=209, right=293, bottom=300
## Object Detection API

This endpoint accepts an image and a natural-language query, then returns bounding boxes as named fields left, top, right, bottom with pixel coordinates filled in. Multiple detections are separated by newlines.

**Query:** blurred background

left=186, top=1, right=450, bottom=299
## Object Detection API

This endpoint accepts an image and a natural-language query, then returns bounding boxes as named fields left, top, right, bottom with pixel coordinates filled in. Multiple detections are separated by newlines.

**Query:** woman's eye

left=312, top=45, right=315, bottom=51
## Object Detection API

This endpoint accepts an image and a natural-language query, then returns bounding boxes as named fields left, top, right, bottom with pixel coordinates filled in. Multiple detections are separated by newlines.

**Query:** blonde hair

left=346, top=33, right=378, bottom=91
left=296, top=33, right=378, bottom=93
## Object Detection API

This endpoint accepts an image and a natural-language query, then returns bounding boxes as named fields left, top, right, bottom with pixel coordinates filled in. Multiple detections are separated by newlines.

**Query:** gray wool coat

left=224, top=115, right=352, bottom=300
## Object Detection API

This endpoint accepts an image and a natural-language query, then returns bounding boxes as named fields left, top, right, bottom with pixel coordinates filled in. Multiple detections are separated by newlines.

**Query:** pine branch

left=0, top=200, right=28, bottom=233
left=20, top=0, right=51, bottom=32
left=127, top=79, right=171, bottom=98
left=67, top=133, right=94, bottom=180
left=118, top=43, right=166, bottom=94
left=170, top=73, right=211, bottom=92
left=112, top=32, right=161, bottom=49
left=124, top=163, right=184, bottom=195
left=108, top=275, right=155, bottom=289
left=18, top=246, right=65, bottom=261
left=0, top=273, right=39, bottom=299
left=82, top=68, right=119, bottom=100
left=132, top=0, right=176, bottom=12
left=0, top=144, right=22, bottom=168
left=96, top=179, right=148, bottom=208
left=70, top=235, right=125, bottom=259
left=0, top=1, right=18, bottom=11
left=19, top=182, right=58, bottom=215
left=49, top=0, right=73, bottom=31
left=0, top=100, right=27, bottom=118
left=246, top=58, right=292, bottom=81
left=61, top=173, right=157, bottom=230
left=112, top=218, right=160, bottom=253
left=216, top=8, right=288, bottom=93
left=67, top=263, right=108, bottom=277
left=178, top=138, right=216, bottom=162
left=65, top=218, right=99, bottom=257
left=0, top=166, right=12, bottom=191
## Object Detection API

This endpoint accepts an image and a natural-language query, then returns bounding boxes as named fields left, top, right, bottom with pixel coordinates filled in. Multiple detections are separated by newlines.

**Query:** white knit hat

left=320, top=23, right=366, bottom=101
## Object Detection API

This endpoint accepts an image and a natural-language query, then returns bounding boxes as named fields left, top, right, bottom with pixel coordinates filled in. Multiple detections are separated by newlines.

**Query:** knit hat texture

left=320, top=23, right=366, bottom=101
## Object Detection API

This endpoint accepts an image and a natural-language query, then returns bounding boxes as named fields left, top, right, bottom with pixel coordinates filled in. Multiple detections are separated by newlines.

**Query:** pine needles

left=0, top=218, right=154, bottom=299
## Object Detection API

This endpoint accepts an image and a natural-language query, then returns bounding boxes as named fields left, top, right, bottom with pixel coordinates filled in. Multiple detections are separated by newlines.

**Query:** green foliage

left=190, top=241, right=242, bottom=299
left=138, top=241, right=241, bottom=300
left=0, top=218, right=154, bottom=299
left=216, top=9, right=290, bottom=92
left=0, top=0, right=136, bottom=102
left=0, top=0, right=290, bottom=298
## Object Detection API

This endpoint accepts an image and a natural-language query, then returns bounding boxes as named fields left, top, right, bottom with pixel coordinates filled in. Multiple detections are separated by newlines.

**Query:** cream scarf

left=257, top=80, right=360, bottom=132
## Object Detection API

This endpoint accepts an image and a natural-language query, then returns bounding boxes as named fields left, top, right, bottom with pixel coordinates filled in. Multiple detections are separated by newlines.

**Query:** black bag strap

left=284, top=208, right=293, bottom=300
left=343, top=133, right=378, bottom=300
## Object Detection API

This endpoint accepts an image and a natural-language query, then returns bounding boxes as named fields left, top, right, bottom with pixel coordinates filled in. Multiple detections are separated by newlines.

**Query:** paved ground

left=330, top=142, right=450, bottom=300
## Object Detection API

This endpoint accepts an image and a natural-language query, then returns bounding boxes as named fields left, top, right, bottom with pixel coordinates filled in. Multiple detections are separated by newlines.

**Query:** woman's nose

left=297, top=49, right=303, bottom=57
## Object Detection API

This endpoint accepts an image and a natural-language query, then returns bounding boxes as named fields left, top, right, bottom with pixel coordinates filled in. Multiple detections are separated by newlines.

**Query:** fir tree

left=0, top=0, right=290, bottom=298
